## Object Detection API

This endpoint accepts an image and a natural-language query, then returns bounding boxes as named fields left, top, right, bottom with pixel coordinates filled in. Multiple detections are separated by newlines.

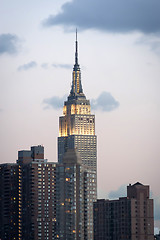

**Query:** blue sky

left=0, top=0, right=160, bottom=231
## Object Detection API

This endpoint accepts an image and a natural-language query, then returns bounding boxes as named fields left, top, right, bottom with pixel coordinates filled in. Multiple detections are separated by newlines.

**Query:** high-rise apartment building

left=17, top=145, right=57, bottom=240
left=93, top=182, right=154, bottom=240
left=56, top=149, right=96, bottom=239
left=58, top=31, right=97, bottom=173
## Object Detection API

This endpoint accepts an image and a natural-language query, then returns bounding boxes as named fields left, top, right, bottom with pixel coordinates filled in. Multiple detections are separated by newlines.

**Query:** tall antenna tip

left=75, top=28, right=78, bottom=65
left=76, top=28, right=77, bottom=41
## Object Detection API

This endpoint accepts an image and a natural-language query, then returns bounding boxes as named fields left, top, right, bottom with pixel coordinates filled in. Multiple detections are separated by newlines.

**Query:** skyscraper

left=93, top=182, right=154, bottom=240
left=58, top=31, right=97, bottom=173
left=56, top=32, right=97, bottom=239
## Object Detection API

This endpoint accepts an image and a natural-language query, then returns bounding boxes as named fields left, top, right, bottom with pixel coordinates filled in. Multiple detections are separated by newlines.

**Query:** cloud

left=43, top=95, right=67, bottom=110
left=43, top=92, right=119, bottom=112
left=108, top=185, right=126, bottom=199
left=43, top=0, right=160, bottom=34
left=41, top=63, right=49, bottom=69
left=41, top=63, right=72, bottom=69
left=136, top=35, right=160, bottom=55
left=0, top=33, right=20, bottom=55
left=52, top=63, right=72, bottom=69
left=91, top=91, right=119, bottom=112
left=18, top=61, right=37, bottom=71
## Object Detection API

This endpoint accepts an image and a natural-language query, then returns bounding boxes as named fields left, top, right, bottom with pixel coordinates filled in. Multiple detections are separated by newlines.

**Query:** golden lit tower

left=58, top=31, right=97, bottom=172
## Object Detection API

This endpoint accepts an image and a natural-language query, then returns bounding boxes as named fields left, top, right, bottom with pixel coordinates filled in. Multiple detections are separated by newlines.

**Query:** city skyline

left=0, top=0, right=160, bottom=232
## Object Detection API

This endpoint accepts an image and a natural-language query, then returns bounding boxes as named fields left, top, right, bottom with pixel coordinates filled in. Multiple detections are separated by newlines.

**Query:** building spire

left=69, top=29, right=85, bottom=99
left=75, top=28, right=78, bottom=66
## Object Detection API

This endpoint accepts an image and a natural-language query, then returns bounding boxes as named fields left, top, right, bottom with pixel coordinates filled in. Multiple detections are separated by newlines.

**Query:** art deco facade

left=58, top=32, right=97, bottom=173
left=94, top=182, right=154, bottom=240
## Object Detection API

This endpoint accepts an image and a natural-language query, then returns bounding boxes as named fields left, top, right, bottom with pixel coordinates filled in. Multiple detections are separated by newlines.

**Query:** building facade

left=94, top=182, right=154, bottom=240
left=0, top=163, right=18, bottom=240
left=56, top=149, right=96, bottom=239
left=17, top=145, right=57, bottom=240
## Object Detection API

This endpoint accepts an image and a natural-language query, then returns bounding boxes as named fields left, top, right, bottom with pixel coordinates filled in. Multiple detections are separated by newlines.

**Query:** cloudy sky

left=0, top=0, right=160, bottom=231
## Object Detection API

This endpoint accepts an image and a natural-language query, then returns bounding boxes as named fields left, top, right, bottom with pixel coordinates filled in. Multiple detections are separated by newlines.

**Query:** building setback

left=94, top=182, right=154, bottom=240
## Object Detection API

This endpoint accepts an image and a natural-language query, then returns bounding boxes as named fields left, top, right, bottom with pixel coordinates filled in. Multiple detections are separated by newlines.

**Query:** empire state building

left=58, top=32, right=97, bottom=174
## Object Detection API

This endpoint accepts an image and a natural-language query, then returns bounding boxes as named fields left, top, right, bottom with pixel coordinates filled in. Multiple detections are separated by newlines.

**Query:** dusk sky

left=0, top=0, right=160, bottom=232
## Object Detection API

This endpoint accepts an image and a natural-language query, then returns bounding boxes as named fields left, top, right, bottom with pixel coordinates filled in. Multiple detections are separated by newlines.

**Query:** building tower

left=57, top=31, right=97, bottom=239
left=58, top=31, right=97, bottom=172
